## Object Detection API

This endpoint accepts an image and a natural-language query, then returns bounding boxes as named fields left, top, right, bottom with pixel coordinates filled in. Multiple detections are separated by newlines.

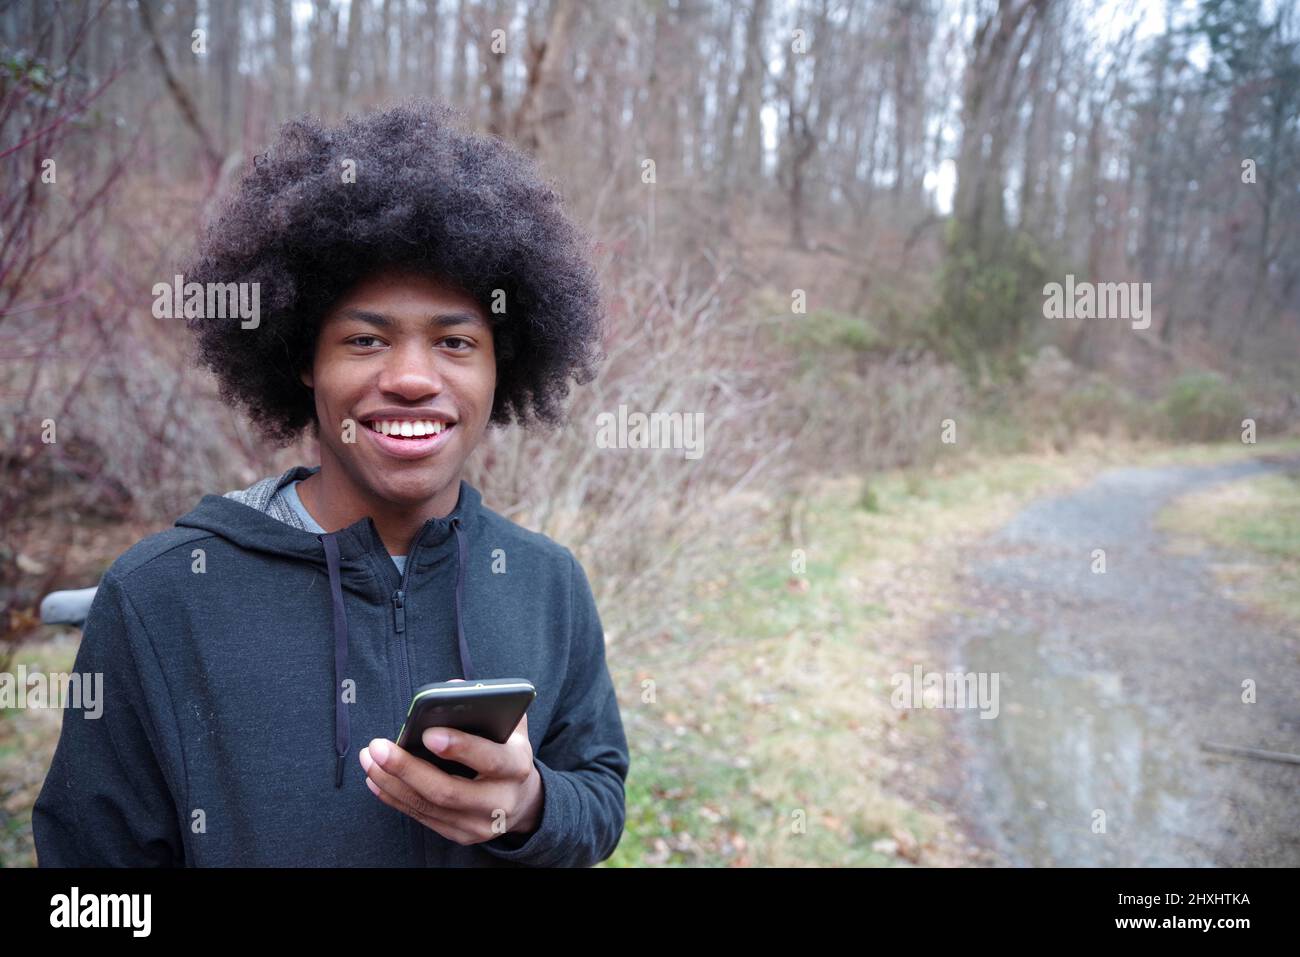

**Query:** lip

left=361, top=421, right=456, bottom=460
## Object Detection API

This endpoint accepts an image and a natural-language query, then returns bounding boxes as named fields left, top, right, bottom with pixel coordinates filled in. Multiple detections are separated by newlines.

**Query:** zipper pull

left=392, top=590, right=406, bottom=632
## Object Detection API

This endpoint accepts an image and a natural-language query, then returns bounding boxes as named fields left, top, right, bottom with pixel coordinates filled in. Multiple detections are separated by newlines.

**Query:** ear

left=300, top=367, right=314, bottom=389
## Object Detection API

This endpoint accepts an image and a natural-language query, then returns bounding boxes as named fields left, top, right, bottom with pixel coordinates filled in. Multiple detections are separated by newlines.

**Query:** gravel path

left=937, top=456, right=1300, bottom=866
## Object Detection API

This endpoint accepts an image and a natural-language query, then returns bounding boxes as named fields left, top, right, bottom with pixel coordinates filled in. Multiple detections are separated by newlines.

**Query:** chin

left=372, top=469, right=451, bottom=503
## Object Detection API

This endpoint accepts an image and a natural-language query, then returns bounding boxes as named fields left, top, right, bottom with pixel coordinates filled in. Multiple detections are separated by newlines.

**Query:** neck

left=296, top=461, right=462, bottom=557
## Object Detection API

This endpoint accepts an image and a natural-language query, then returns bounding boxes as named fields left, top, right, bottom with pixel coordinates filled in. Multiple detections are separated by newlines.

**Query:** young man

left=32, top=102, right=629, bottom=867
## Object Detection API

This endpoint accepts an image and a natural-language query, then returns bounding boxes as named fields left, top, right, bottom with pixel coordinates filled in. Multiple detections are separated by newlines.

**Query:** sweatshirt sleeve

left=32, top=571, right=187, bottom=867
left=480, top=549, right=630, bottom=867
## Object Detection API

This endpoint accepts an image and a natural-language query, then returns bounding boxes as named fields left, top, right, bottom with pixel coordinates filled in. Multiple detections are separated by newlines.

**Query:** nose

left=378, top=340, right=445, bottom=399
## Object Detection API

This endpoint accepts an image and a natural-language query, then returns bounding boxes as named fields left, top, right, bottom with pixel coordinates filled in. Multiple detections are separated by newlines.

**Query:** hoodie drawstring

left=322, top=516, right=474, bottom=789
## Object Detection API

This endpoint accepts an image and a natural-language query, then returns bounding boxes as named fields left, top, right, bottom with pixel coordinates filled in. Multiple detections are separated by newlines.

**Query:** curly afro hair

left=182, top=99, right=604, bottom=447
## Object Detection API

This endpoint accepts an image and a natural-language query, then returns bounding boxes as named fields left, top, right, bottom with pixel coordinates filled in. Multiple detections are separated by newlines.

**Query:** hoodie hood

left=174, top=466, right=483, bottom=788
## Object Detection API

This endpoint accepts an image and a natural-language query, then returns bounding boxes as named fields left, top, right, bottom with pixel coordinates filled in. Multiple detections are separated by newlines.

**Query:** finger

left=362, top=738, right=468, bottom=816
left=363, top=774, right=479, bottom=844
left=420, top=724, right=510, bottom=778
left=362, top=747, right=477, bottom=840
left=509, top=709, right=531, bottom=756
left=363, top=743, right=515, bottom=845
left=505, top=712, right=531, bottom=766
left=360, top=742, right=450, bottom=821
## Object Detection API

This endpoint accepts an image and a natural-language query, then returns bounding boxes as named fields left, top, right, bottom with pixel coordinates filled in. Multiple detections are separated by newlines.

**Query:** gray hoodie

left=32, top=465, right=630, bottom=866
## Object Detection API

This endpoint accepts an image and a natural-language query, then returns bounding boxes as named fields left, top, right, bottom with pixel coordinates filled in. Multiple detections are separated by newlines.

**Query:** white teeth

left=368, top=419, right=450, bottom=437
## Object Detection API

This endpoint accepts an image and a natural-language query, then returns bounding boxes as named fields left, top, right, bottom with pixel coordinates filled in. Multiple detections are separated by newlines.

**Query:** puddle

left=942, top=456, right=1300, bottom=866
left=955, top=629, right=1205, bottom=866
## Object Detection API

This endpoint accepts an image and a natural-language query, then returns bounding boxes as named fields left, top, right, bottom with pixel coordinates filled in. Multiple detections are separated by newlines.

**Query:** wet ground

left=936, top=457, right=1300, bottom=866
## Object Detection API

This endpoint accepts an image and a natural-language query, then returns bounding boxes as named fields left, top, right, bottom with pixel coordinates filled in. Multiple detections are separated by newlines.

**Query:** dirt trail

left=936, top=456, right=1300, bottom=866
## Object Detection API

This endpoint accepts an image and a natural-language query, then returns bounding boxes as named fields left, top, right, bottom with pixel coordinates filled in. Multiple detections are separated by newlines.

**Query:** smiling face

left=300, top=266, right=496, bottom=516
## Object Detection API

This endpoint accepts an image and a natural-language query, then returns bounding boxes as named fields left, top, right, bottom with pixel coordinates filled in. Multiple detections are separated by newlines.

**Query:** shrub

left=1159, top=371, right=1247, bottom=442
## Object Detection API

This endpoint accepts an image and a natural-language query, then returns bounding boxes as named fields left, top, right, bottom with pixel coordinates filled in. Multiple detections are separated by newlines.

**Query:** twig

left=1200, top=741, right=1300, bottom=766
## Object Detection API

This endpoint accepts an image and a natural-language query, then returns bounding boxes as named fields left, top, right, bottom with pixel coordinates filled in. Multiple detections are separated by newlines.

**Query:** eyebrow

left=335, top=307, right=486, bottom=330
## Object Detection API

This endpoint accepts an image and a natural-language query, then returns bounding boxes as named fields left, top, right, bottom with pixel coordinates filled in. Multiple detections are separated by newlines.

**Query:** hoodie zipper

left=390, top=528, right=432, bottom=866
left=392, top=535, right=421, bottom=711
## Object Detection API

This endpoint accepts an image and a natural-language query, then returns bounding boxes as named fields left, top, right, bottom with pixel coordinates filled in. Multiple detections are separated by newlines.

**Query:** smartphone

left=395, top=678, right=537, bottom=779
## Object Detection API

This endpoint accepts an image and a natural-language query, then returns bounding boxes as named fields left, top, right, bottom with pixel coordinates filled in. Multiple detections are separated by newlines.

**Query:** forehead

left=325, top=268, right=488, bottom=324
